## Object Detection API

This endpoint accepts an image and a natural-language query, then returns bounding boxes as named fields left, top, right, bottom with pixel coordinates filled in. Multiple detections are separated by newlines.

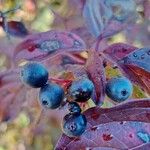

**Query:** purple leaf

left=82, top=0, right=137, bottom=38
left=3, top=21, right=29, bottom=38
left=72, top=27, right=96, bottom=48
left=103, top=43, right=137, bottom=62
left=42, top=52, right=86, bottom=67
left=118, top=47, right=150, bottom=94
left=103, top=45, right=150, bottom=94
left=56, top=99, right=150, bottom=149
left=143, top=0, right=150, bottom=20
left=86, top=50, right=106, bottom=105
left=125, top=21, right=150, bottom=47
left=14, top=30, right=86, bottom=62
left=118, top=47, right=150, bottom=72
left=0, top=69, right=26, bottom=122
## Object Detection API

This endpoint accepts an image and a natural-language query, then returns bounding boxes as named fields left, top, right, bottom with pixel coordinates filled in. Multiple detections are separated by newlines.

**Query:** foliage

left=0, top=0, right=150, bottom=150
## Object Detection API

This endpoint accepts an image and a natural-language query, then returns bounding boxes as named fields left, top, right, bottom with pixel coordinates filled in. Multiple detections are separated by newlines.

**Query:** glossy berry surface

left=106, top=76, right=133, bottom=102
left=21, top=62, right=48, bottom=88
left=69, top=78, right=94, bottom=102
left=63, top=113, right=87, bottom=137
left=39, top=83, right=64, bottom=109
left=68, top=102, right=81, bottom=114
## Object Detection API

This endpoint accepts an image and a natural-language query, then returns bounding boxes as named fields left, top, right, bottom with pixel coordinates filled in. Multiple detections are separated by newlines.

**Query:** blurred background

left=0, top=0, right=149, bottom=150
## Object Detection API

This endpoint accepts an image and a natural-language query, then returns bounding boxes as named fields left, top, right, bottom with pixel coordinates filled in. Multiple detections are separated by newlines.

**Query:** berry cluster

left=20, top=62, right=133, bottom=137
left=20, top=62, right=94, bottom=137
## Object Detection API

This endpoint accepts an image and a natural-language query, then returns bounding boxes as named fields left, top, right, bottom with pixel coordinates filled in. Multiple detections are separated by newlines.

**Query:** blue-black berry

left=20, top=62, right=48, bottom=88
left=68, top=102, right=81, bottom=114
left=63, top=113, right=87, bottom=137
left=69, top=78, right=94, bottom=102
left=106, top=76, right=133, bottom=102
left=39, top=83, right=64, bottom=109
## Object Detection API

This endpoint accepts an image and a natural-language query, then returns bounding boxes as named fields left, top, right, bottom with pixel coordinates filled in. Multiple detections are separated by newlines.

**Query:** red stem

left=49, top=77, right=72, bottom=89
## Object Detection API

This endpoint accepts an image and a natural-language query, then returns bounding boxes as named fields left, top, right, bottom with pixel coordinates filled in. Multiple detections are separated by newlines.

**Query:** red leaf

left=56, top=99, right=150, bottom=149
left=103, top=43, right=137, bottom=62
left=120, top=64, right=150, bottom=95
left=86, top=50, right=106, bottom=105
left=14, top=30, right=86, bottom=62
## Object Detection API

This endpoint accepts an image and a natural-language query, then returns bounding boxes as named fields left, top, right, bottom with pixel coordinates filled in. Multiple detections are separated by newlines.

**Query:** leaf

left=43, top=53, right=86, bottom=67
left=103, top=43, right=137, bottom=62
left=118, top=47, right=150, bottom=72
left=56, top=99, right=150, bottom=149
left=86, top=50, right=106, bottom=106
left=14, top=30, right=86, bottom=62
left=118, top=47, right=150, bottom=94
left=103, top=45, right=150, bottom=95
left=0, top=69, right=26, bottom=122
left=72, top=27, right=96, bottom=48
left=120, top=64, right=150, bottom=95
left=82, top=0, right=137, bottom=38
left=143, top=0, right=150, bottom=20
left=3, top=21, right=29, bottom=38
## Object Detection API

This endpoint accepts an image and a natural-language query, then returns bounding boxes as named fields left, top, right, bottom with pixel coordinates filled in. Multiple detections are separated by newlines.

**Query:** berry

left=63, top=113, right=87, bottom=137
left=68, top=102, right=81, bottom=114
left=69, top=78, right=94, bottom=102
left=21, top=62, right=48, bottom=88
left=39, top=83, right=64, bottom=109
left=105, top=76, right=133, bottom=102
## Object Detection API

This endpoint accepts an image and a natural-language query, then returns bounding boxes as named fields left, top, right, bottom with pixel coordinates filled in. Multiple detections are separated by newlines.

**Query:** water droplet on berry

left=67, top=122, right=77, bottom=131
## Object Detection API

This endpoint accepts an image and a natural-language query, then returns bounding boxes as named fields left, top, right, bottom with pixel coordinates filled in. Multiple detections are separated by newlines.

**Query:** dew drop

left=90, top=126, right=97, bottom=131
left=68, top=122, right=77, bottom=131
left=129, top=134, right=133, bottom=138
left=133, top=52, right=137, bottom=57
left=102, top=133, right=113, bottom=141
left=137, top=131, right=150, bottom=143
left=28, top=43, right=40, bottom=52
left=120, top=121, right=126, bottom=125
left=74, top=40, right=82, bottom=48
left=140, top=54, right=145, bottom=59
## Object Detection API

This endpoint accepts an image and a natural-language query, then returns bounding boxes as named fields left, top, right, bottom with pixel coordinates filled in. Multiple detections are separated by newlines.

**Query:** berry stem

left=49, top=77, right=72, bottom=89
